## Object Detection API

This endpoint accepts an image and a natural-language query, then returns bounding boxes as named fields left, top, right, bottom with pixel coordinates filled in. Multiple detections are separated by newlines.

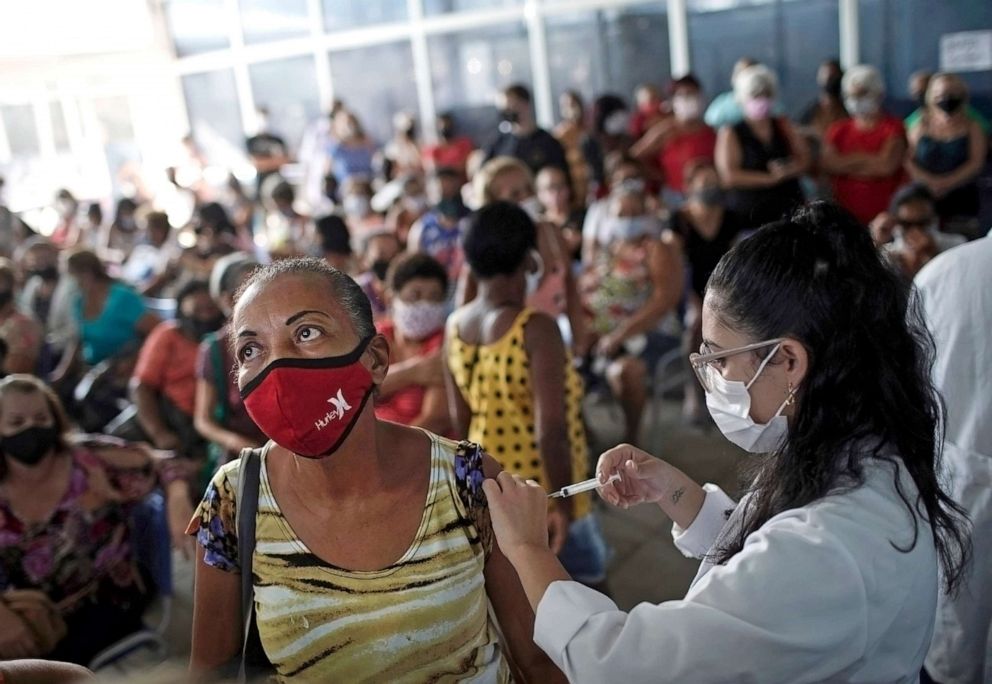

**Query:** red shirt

left=133, top=321, right=200, bottom=415
left=423, top=137, right=474, bottom=178
left=658, top=125, right=717, bottom=194
left=374, top=321, right=445, bottom=428
left=826, top=115, right=907, bottom=225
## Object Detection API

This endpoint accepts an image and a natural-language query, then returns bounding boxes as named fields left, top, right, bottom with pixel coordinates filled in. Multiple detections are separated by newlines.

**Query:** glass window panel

left=328, top=41, right=419, bottom=144
left=860, top=0, right=992, bottom=115
left=321, top=0, right=406, bottom=32
left=688, top=0, right=839, bottom=118
left=165, top=0, right=230, bottom=57
left=50, top=102, right=70, bottom=152
left=240, top=0, right=309, bottom=44
left=249, top=56, right=321, bottom=153
left=547, top=4, right=671, bottom=120
left=182, top=69, right=245, bottom=164
left=423, top=0, right=520, bottom=16
left=92, top=96, right=135, bottom=144
left=2, top=105, right=41, bottom=158
left=780, top=0, right=840, bottom=116
left=428, top=24, right=531, bottom=145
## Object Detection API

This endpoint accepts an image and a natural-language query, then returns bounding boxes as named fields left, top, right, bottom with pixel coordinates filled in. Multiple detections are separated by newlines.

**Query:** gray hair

left=842, top=64, right=884, bottom=98
left=233, top=257, right=375, bottom=340
left=734, top=64, right=778, bottom=103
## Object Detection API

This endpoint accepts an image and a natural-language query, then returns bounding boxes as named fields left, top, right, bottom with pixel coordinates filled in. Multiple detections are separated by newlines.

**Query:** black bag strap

left=234, top=447, right=267, bottom=682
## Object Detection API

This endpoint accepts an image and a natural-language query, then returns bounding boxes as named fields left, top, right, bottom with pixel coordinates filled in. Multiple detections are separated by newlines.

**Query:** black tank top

left=726, top=117, right=805, bottom=227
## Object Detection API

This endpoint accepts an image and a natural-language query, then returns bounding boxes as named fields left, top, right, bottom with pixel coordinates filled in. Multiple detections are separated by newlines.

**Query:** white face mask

left=704, top=342, right=792, bottom=453
left=525, top=248, right=543, bottom=297
left=392, top=299, right=447, bottom=341
left=672, top=95, right=702, bottom=122
left=604, top=110, right=630, bottom=136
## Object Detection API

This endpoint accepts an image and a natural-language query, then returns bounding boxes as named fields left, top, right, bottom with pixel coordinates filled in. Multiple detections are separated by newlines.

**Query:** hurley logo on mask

left=241, top=336, right=376, bottom=458
left=315, top=389, right=353, bottom=431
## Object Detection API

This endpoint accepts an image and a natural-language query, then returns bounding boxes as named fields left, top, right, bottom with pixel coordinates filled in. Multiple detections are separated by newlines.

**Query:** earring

left=785, top=381, right=796, bottom=406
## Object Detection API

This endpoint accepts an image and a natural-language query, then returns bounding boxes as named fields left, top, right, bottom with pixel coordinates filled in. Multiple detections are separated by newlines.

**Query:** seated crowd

left=0, top=53, right=988, bottom=682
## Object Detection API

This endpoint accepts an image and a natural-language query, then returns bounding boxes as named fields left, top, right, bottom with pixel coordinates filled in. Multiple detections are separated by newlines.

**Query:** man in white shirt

left=916, top=234, right=992, bottom=684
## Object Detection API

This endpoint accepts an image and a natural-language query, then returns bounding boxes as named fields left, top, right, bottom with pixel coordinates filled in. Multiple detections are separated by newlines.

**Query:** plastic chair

left=88, top=491, right=173, bottom=672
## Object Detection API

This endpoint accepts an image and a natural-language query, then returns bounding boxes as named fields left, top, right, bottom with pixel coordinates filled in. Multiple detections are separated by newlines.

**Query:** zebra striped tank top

left=190, top=432, right=510, bottom=683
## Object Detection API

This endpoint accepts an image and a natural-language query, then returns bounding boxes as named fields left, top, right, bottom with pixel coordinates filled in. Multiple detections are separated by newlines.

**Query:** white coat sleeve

left=534, top=513, right=870, bottom=684
left=671, top=483, right=737, bottom=558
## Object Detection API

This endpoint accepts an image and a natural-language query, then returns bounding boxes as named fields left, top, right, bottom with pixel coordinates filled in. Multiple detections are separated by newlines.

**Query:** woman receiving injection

left=482, top=203, right=970, bottom=682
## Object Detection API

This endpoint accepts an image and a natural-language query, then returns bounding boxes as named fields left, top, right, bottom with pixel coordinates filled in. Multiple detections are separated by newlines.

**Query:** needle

left=548, top=473, right=621, bottom=499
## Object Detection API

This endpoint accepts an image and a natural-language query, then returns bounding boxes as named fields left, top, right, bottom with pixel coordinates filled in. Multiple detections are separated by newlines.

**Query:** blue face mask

left=608, top=216, right=655, bottom=241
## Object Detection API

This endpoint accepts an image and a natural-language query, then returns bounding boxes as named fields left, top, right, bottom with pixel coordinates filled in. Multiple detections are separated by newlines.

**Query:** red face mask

left=240, top=336, right=375, bottom=458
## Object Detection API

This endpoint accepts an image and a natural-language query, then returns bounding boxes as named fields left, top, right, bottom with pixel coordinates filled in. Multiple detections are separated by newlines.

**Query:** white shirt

left=534, top=459, right=936, bottom=683
left=915, top=236, right=992, bottom=684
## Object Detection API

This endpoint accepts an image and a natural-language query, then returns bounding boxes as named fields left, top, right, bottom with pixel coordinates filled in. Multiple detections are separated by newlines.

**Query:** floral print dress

left=0, top=449, right=148, bottom=622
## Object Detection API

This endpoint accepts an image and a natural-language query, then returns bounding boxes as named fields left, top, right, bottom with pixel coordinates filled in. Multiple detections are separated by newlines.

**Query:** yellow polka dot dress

left=447, top=308, right=591, bottom=519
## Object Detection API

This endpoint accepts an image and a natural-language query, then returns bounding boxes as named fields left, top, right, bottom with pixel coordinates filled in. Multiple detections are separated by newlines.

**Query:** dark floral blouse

left=0, top=448, right=148, bottom=618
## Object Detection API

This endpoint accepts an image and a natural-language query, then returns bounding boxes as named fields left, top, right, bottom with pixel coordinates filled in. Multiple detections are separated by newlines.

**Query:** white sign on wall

left=940, top=30, right=992, bottom=72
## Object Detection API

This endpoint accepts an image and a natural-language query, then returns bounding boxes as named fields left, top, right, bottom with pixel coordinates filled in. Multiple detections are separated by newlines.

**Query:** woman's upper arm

left=968, top=121, right=988, bottom=166
left=715, top=126, right=740, bottom=180
left=191, top=544, right=243, bottom=672
left=478, top=453, right=566, bottom=682
left=193, top=377, right=218, bottom=425
left=782, top=119, right=810, bottom=169
left=648, top=236, right=683, bottom=311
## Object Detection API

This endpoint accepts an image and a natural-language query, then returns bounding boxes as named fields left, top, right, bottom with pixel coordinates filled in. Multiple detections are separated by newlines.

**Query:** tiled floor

left=149, top=396, right=743, bottom=669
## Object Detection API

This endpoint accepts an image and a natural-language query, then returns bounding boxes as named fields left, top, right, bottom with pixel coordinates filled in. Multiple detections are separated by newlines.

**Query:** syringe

left=548, top=473, right=621, bottom=499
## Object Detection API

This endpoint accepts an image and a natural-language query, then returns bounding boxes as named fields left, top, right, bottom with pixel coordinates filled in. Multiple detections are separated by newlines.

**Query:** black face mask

left=181, top=314, right=225, bottom=341
left=822, top=74, right=842, bottom=98
left=501, top=109, right=520, bottom=125
left=936, top=96, right=964, bottom=114
left=371, top=259, right=391, bottom=282
left=0, top=290, right=12, bottom=309
left=29, top=266, right=59, bottom=282
left=438, top=125, right=454, bottom=140
left=2, top=425, right=59, bottom=466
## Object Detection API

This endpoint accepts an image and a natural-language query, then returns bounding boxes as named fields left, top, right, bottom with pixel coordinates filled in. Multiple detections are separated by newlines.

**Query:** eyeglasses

left=689, top=338, right=785, bottom=392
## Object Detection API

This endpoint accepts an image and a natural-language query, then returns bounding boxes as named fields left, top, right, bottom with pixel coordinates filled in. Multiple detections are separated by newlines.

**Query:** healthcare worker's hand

left=596, top=443, right=672, bottom=508
left=483, top=472, right=551, bottom=563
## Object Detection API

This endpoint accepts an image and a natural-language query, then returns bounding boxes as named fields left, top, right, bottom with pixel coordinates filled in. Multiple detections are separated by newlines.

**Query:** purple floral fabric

left=453, top=441, right=494, bottom=558
left=0, top=449, right=146, bottom=617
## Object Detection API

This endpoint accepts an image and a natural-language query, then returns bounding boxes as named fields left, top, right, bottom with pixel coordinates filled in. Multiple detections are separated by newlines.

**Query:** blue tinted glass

left=166, top=0, right=230, bottom=56
left=182, top=70, right=244, bottom=163
left=428, top=24, right=532, bottom=145
left=249, top=56, right=322, bottom=152
left=423, top=0, right=520, bottom=16
left=2, top=106, right=40, bottom=158
left=241, top=0, right=309, bottom=44
left=322, top=0, right=407, bottom=31
left=329, top=41, right=419, bottom=144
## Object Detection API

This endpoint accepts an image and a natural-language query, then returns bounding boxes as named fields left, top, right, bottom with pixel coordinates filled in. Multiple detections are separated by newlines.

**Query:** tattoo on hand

left=671, top=487, right=685, bottom=505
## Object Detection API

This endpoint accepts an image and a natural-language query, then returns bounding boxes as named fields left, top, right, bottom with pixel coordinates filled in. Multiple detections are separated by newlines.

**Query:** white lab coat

left=534, top=458, right=937, bottom=683
left=915, top=236, right=992, bottom=684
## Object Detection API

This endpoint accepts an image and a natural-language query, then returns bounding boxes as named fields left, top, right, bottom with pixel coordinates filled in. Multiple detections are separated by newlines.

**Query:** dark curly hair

left=705, top=201, right=970, bottom=593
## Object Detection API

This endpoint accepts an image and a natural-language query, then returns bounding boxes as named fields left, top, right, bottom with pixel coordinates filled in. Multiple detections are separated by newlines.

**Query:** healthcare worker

left=915, top=234, right=992, bottom=684
left=483, top=201, right=971, bottom=683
